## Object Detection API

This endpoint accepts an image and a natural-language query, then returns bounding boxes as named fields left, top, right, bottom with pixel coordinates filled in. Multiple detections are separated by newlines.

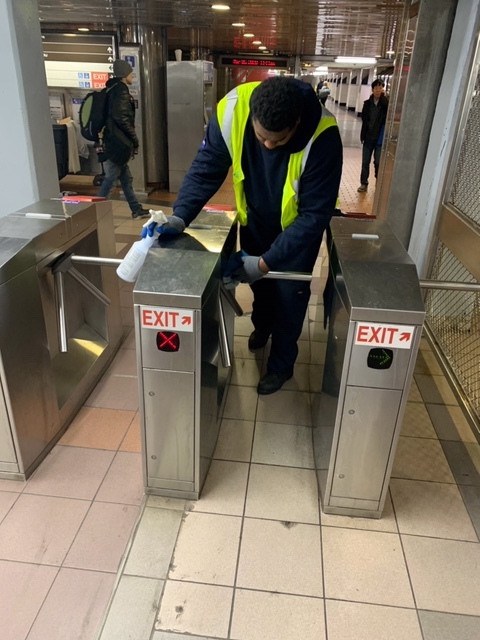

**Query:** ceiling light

left=258, top=46, right=267, bottom=50
left=316, top=66, right=328, bottom=72
left=211, top=4, right=230, bottom=10
left=386, top=50, right=395, bottom=55
left=243, top=33, right=254, bottom=38
left=232, top=22, right=245, bottom=27
left=252, top=40, right=261, bottom=45
left=78, top=27, right=90, bottom=32
left=334, top=56, right=376, bottom=64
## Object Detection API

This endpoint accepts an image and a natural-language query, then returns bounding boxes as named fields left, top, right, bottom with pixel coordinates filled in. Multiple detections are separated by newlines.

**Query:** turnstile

left=133, top=211, right=237, bottom=499
left=0, top=200, right=123, bottom=481
left=313, top=218, right=425, bottom=518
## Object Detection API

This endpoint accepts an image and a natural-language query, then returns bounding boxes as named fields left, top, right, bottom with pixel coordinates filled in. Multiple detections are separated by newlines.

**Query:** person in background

left=318, top=82, right=330, bottom=106
left=156, top=77, right=342, bottom=395
left=98, top=59, right=149, bottom=219
left=357, top=79, right=389, bottom=192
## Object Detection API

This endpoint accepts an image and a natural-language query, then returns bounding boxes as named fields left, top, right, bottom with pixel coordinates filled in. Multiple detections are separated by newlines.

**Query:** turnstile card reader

left=134, top=212, right=237, bottom=499
left=313, top=218, right=425, bottom=518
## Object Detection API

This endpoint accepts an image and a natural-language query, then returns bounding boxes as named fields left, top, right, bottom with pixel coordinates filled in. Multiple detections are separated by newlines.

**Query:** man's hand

left=223, top=251, right=268, bottom=289
left=158, top=215, right=186, bottom=235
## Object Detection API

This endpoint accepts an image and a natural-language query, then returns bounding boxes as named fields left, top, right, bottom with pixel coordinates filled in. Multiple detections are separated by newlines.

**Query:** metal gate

left=424, top=46, right=480, bottom=431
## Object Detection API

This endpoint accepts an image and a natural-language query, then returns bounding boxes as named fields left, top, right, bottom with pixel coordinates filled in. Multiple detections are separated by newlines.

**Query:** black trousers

left=250, top=278, right=311, bottom=374
left=360, top=141, right=382, bottom=185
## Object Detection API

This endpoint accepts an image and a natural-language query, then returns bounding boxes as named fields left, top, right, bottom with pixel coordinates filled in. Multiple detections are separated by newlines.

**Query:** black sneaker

left=132, top=208, right=150, bottom=219
left=248, top=330, right=271, bottom=351
left=257, top=371, right=293, bottom=395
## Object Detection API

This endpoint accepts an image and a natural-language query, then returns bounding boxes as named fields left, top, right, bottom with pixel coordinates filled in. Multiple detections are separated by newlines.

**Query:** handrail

left=419, top=279, right=480, bottom=292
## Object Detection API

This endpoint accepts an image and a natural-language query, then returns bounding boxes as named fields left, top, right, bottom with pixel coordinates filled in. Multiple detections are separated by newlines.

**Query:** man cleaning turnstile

left=150, top=77, right=343, bottom=395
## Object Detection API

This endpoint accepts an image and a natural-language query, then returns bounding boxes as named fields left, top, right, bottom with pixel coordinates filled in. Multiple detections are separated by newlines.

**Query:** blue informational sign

left=79, top=81, right=84, bottom=87
left=78, top=72, right=83, bottom=78
left=125, top=55, right=135, bottom=68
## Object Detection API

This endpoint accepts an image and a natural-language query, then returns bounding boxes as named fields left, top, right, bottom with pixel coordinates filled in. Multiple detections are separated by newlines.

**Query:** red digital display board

left=221, top=57, right=288, bottom=68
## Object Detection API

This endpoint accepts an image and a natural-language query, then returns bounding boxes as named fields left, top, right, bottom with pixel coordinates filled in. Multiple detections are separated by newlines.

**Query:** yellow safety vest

left=217, top=82, right=338, bottom=228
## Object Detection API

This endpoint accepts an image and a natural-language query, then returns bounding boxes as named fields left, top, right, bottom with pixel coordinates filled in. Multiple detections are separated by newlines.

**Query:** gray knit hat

left=113, top=59, right=133, bottom=78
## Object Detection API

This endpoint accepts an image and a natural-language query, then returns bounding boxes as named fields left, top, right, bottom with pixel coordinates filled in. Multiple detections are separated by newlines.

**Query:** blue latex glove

left=140, top=221, right=158, bottom=238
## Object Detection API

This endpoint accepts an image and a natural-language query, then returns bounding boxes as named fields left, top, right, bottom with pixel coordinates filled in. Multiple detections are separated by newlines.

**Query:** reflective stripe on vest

left=217, top=83, right=338, bottom=228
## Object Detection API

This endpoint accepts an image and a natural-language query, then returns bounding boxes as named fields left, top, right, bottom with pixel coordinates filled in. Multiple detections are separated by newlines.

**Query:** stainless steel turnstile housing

left=313, top=218, right=425, bottom=518
left=0, top=200, right=123, bottom=480
left=134, top=211, right=237, bottom=499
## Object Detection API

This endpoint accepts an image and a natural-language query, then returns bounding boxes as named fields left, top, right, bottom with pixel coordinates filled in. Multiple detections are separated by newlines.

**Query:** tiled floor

left=1, top=101, right=479, bottom=640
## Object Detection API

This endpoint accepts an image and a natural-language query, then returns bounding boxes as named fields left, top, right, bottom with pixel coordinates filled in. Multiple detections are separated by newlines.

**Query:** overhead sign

left=91, top=71, right=110, bottom=88
left=141, top=307, right=194, bottom=332
left=355, top=322, right=415, bottom=349
left=221, top=57, right=288, bottom=68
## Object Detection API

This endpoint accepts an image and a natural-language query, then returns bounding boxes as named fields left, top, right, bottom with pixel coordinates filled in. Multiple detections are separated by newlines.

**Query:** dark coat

left=360, top=94, right=389, bottom=144
left=103, top=78, right=139, bottom=166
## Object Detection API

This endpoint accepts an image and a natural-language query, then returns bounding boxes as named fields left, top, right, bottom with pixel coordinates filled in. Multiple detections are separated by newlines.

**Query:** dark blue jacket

left=173, top=80, right=343, bottom=271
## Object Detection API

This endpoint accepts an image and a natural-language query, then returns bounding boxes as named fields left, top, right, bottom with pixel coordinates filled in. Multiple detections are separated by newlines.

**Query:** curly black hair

left=250, top=77, right=303, bottom=132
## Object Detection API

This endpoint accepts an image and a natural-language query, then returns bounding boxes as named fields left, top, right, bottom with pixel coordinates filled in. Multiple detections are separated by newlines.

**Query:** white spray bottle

left=116, top=209, right=168, bottom=282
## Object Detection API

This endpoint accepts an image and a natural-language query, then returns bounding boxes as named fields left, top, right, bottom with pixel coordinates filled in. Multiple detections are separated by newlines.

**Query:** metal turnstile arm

left=419, top=279, right=480, bottom=292
left=264, top=271, right=313, bottom=282
left=52, top=252, right=119, bottom=354
left=54, top=271, right=68, bottom=353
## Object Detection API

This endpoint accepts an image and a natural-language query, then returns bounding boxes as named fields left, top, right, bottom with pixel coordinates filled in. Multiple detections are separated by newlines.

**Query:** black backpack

left=79, top=87, right=111, bottom=142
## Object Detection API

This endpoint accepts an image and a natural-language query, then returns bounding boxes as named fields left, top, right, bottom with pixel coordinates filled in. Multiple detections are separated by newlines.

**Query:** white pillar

left=0, top=0, right=58, bottom=216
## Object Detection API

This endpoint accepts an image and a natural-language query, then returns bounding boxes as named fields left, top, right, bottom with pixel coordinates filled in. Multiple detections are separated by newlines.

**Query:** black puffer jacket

left=103, top=77, right=139, bottom=166
left=360, top=95, right=389, bottom=144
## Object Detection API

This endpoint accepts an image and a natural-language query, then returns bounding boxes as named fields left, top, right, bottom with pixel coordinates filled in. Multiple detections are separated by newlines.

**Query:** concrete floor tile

left=231, top=589, right=325, bottom=640
left=326, top=600, right=423, bottom=640
left=252, top=421, right=314, bottom=468
left=246, top=464, right=319, bottom=524
left=125, top=507, right=183, bottom=579
left=236, top=517, right=322, bottom=596
left=26, top=568, right=116, bottom=640
left=214, top=419, right=254, bottom=462
left=156, top=580, right=233, bottom=638
left=392, top=436, right=455, bottom=483
left=402, top=535, right=480, bottom=615
left=59, top=406, right=135, bottom=450
left=169, top=511, right=241, bottom=585
left=191, top=460, right=249, bottom=516
left=64, top=502, right=140, bottom=572
left=390, top=478, right=477, bottom=540
left=96, top=452, right=144, bottom=505
left=0, top=494, right=89, bottom=565
left=99, top=575, right=163, bottom=640
left=418, top=610, right=480, bottom=640
left=322, top=527, right=414, bottom=607
left=24, top=445, right=115, bottom=500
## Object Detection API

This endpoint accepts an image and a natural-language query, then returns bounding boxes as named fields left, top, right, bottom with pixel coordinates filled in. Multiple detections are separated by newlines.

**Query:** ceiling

left=38, top=0, right=405, bottom=65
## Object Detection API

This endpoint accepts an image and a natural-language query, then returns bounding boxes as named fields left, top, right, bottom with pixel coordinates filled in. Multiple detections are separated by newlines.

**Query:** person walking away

left=318, top=82, right=330, bottom=106
left=357, top=79, right=388, bottom=192
left=98, top=59, right=149, bottom=218
left=153, top=77, right=342, bottom=394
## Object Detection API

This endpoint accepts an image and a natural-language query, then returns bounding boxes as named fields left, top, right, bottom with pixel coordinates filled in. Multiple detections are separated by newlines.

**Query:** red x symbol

left=156, top=331, right=180, bottom=352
